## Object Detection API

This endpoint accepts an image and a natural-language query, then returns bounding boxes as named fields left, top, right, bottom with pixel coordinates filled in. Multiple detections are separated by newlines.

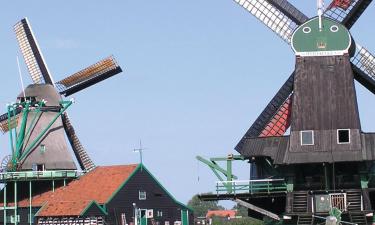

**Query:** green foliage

left=187, top=193, right=225, bottom=217
left=210, top=217, right=263, bottom=225
left=231, top=204, right=248, bottom=217
left=263, top=217, right=283, bottom=225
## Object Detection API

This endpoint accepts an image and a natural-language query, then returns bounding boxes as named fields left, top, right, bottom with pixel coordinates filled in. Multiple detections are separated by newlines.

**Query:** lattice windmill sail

left=0, top=18, right=123, bottom=172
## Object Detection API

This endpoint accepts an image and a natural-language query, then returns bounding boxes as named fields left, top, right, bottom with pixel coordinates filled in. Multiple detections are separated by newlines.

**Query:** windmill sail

left=61, top=112, right=95, bottom=171
left=328, top=0, right=352, bottom=10
left=324, top=0, right=372, bottom=29
left=56, top=56, right=122, bottom=97
left=14, top=18, right=54, bottom=84
left=232, top=0, right=308, bottom=44
left=351, top=46, right=375, bottom=94
left=235, top=73, right=294, bottom=153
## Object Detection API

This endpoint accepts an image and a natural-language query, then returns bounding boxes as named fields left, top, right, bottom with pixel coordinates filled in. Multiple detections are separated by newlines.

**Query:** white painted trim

left=138, top=190, right=147, bottom=200
left=337, top=129, right=351, bottom=144
left=300, top=130, right=315, bottom=146
left=296, top=50, right=348, bottom=57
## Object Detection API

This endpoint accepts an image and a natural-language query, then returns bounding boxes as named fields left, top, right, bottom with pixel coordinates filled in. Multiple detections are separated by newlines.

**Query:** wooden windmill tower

left=199, top=0, right=375, bottom=224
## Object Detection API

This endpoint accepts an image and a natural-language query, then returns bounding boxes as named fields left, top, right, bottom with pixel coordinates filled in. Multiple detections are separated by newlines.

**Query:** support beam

left=196, top=155, right=242, bottom=193
left=14, top=181, right=17, bottom=225
left=29, top=181, right=32, bottom=225
left=235, top=199, right=280, bottom=221
left=4, top=183, right=6, bottom=225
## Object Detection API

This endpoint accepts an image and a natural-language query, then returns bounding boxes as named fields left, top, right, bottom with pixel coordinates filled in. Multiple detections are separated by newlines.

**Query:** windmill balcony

left=215, top=179, right=288, bottom=195
left=0, top=170, right=83, bottom=182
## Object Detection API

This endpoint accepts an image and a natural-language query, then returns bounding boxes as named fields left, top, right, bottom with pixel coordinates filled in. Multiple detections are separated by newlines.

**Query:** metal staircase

left=293, top=191, right=308, bottom=213
left=347, top=190, right=363, bottom=211
left=297, top=215, right=313, bottom=225
left=350, top=212, right=367, bottom=225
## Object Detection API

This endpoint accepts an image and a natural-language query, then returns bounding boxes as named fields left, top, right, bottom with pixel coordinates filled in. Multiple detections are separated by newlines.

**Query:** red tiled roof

left=7, top=164, right=138, bottom=216
left=37, top=200, right=93, bottom=217
left=206, top=210, right=237, bottom=218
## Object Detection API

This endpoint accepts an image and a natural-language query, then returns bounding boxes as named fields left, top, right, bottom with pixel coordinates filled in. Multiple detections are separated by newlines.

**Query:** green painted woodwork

left=361, top=175, right=369, bottom=189
left=196, top=155, right=244, bottom=194
left=80, top=200, right=108, bottom=216
left=181, top=210, right=189, bottom=225
left=291, top=17, right=352, bottom=56
left=6, top=100, right=73, bottom=171
left=138, top=209, right=148, bottom=225
left=215, top=179, right=287, bottom=195
left=329, top=207, right=342, bottom=224
left=0, top=170, right=80, bottom=182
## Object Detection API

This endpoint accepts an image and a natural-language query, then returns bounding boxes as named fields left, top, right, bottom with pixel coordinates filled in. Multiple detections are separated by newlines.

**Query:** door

left=140, top=209, right=148, bottom=225
left=181, top=210, right=189, bottom=225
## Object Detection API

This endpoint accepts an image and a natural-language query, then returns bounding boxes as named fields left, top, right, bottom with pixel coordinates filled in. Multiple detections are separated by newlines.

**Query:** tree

left=231, top=204, right=248, bottom=217
left=187, top=193, right=225, bottom=217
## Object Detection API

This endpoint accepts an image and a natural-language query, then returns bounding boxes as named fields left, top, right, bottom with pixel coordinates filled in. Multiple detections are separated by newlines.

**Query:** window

left=301, top=130, right=314, bottom=145
left=337, top=129, right=350, bottom=144
left=139, top=190, right=147, bottom=200
left=37, top=164, right=45, bottom=171
left=40, top=144, right=46, bottom=154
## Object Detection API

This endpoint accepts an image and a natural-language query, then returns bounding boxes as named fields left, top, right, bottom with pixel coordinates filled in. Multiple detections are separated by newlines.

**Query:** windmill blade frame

left=61, top=112, right=95, bottom=171
left=351, top=45, right=375, bottom=94
left=235, top=72, right=294, bottom=153
left=324, top=0, right=372, bottom=29
left=14, top=18, right=54, bottom=84
left=233, top=0, right=308, bottom=44
left=56, top=56, right=122, bottom=97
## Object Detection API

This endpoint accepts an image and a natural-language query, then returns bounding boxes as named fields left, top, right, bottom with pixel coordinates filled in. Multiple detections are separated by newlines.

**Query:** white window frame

left=337, top=129, right=350, bottom=144
left=139, top=190, right=147, bottom=200
left=300, top=130, right=314, bottom=146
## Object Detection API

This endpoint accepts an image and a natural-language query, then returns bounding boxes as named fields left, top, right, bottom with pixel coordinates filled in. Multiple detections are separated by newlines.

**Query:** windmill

left=198, top=0, right=375, bottom=224
left=0, top=18, right=123, bottom=173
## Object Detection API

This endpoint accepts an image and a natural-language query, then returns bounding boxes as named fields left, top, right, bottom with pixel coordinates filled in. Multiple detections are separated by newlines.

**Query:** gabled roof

left=30, top=164, right=139, bottom=216
left=1, top=163, right=191, bottom=217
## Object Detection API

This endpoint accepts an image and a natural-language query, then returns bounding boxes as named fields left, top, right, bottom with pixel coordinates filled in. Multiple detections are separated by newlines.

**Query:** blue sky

left=0, top=1, right=374, bottom=205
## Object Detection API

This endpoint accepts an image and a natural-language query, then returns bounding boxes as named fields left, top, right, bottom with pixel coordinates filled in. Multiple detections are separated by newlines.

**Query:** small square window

left=337, top=129, right=350, bottom=144
left=139, top=190, right=147, bottom=200
left=301, top=130, right=314, bottom=145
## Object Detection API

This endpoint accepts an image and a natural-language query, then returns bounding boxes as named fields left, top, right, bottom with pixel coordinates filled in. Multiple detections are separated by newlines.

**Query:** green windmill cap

left=291, top=17, right=353, bottom=57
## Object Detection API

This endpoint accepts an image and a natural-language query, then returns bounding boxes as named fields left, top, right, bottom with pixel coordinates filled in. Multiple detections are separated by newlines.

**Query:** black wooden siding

left=286, top=55, right=363, bottom=163
left=82, top=202, right=106, bottom=217
left=239, top=136, right=289, bottom=163
left=291, top=55, right=361, bottom=131
left=0, top=207, right=40, bottom=225
left=106, top=167, right=193, bottom=225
